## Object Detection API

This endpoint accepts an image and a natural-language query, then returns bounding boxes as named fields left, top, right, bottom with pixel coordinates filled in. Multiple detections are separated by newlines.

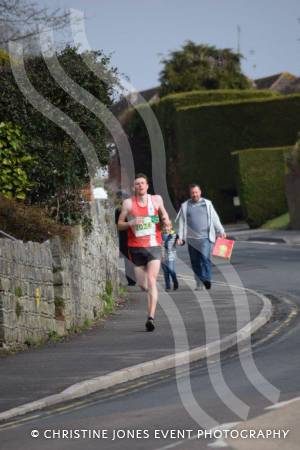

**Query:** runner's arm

left=118, top=199, right=133, bottom=231
left=155, top=195, right=170, bottom=226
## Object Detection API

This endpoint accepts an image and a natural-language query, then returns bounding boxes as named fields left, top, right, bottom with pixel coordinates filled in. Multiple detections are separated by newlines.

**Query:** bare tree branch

left=0, top=0, right=71, bottom=46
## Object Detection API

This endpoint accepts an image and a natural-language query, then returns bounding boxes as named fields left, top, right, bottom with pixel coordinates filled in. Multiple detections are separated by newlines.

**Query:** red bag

left=212, top=237, right=235, bottom=260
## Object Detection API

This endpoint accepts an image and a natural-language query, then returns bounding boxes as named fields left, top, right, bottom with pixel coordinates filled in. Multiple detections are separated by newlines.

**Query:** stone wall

left=0, top=239, right=56, bottom=345
left=0, top=200, right=119, bottom=347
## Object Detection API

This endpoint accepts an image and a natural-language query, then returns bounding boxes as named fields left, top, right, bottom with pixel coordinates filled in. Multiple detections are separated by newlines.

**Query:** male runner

left=118, top=173, right=170, bottom=331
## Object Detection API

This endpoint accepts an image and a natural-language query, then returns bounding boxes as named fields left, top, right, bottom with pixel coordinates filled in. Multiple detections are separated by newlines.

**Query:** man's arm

left=155, top=195, right=170, bottom=226
left=176, top=207, right=185, bottom=245
left=118, top=198, right=133, bottom=231
left=211, top=204, right=226, bottom=237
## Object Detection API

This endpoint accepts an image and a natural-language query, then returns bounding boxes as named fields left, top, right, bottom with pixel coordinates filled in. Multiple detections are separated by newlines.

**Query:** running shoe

left=145, top=317, right=155, bottom=332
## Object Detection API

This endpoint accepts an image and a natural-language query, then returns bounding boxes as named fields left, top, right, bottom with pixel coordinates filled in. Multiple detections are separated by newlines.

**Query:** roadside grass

left=261, top=212, right=290, bottom=230
left=118, top=285, right=128, bottom=299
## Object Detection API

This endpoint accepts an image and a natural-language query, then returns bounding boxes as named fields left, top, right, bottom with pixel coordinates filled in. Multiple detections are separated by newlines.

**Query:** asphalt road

left=0, top=241, right=299, bottom=450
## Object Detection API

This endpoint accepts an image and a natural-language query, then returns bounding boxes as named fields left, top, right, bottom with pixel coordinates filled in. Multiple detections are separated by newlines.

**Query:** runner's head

left=134, top=173, right=149, bottom=196
left=189, top=183, right=201, bottom=202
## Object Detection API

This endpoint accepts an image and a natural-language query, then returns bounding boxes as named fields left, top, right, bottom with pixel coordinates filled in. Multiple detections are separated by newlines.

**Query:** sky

left=39, top=0, right=300, bottom=92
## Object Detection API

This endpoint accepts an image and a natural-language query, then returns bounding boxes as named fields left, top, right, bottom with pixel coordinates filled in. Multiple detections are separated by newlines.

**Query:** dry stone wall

left=0, top=200, right=119, bottom=347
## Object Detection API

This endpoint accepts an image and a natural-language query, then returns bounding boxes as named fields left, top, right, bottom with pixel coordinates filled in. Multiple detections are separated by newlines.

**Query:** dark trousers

left=162, top=259, right=178, bottom=289
left=188, top=238, right=212, bottom=285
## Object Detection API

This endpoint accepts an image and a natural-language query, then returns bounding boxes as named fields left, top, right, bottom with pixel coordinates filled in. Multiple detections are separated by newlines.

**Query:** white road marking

left=239, top=241, right=278, bottom=245
left=265, top=396, right=300, bottom=410
left=208, top=439, right=229, bottom=448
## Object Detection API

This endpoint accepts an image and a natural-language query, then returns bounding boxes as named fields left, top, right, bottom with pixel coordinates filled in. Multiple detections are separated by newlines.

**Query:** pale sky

left=40, top=0, right=300, bottom=91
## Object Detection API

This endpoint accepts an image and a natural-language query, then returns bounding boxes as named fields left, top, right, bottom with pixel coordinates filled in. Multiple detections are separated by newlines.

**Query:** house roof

left=254, top=72, right=297, bottom=91
left=274, top=76, right=300, bottom=94
left=110, top=86, right=160, bottom=120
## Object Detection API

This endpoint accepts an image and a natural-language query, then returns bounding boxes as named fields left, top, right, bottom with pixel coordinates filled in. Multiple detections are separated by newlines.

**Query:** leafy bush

left=233, top=147, right=291, bottom=227
left=0, top=121, right=36, bottom=200
left=0, top=45, right=118, bottom=225
left=0, top=194, right=72, bottom=242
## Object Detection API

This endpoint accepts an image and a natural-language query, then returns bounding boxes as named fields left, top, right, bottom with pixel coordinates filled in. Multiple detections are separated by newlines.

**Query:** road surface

left=0, top=241, right=299, bottom=450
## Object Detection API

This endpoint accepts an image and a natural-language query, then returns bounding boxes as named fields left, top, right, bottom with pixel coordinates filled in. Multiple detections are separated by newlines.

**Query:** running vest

left=127, top=195, right=162, bottom=248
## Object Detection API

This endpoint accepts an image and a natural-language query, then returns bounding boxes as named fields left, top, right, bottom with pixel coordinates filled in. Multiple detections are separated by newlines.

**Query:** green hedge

left=168, top=95, right=300, bottom=221
left=156, top=89, right=277, bottom=136
left=233, top=147, right=291, bottom=228
left=126, top=89, right=275, bottom=182
left=159, top=88, right=277, bottom=110
left=126, top=93, right=300, bottom=222
left=127, top=89, right=276, bottom=135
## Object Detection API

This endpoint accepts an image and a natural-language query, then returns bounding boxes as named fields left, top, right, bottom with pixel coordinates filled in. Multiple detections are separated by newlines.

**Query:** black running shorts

left=128, top=246, right=162, bottom=267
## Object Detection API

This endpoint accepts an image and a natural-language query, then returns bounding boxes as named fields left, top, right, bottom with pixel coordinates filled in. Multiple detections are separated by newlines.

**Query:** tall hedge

left=159, top=88, right=277, bottom=111
left=285, top=141, right=300, bottom=229
left=172, top=95, right=300, bottom=221
left=127, top=93, right=300, bottom=222
left=233, top=147, right=291, bottom=228
left=126, top=89, right=276, bottom=202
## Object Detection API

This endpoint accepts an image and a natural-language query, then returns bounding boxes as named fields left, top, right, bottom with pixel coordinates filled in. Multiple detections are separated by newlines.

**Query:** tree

left=0, top=0, right=70, bottom=48
left=159, top=41, right=251, bottom=96
left=0, top=45, right=119, bottom=224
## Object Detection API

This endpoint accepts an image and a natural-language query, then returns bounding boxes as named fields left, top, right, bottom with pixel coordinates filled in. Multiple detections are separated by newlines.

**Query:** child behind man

left=161, top=222, right=179, bottom=291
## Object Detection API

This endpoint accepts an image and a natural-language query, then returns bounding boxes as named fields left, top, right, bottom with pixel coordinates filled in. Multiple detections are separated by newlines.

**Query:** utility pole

left=249, top=49, right=256, bottom=71
left=237, top=25, right=241, bottom=54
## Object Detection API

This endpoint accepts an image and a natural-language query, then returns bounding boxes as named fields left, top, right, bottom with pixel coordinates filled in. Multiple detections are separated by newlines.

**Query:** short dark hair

left=189, top=183, right=201, bottom=190
left=135, top=173, right=149, bottom=183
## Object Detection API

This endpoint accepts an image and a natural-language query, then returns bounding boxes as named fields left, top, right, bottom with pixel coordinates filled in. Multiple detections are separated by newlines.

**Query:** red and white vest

left=127, top=195, right=162, bottom=248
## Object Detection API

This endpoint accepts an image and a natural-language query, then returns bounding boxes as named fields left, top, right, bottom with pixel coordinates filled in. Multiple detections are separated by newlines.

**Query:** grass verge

left=261, top=212, right=290, bottom=230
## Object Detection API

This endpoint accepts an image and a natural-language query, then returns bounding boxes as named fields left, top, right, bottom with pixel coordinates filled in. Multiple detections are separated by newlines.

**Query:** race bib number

left=133, top=216, right=153, bottom=237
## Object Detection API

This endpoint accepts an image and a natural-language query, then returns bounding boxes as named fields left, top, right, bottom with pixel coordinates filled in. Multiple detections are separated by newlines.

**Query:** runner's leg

left=124, top=255, right=136, bottom=286
left=134, top=265, right=148, bottom=290
left=146, top=259, right=161, bottom=318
